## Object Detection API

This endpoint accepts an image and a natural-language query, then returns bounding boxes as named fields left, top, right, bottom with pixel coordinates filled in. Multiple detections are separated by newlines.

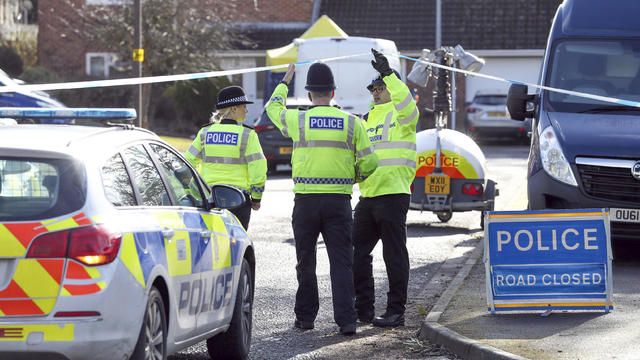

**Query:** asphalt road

left=170, top=139, right=530, bottom=360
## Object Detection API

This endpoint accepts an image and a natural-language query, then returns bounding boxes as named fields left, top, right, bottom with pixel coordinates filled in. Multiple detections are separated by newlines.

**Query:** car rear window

left=474, top=95, right=507, bottom=105
left=254, top=111, right=273, bottom=126
left=0, top=158, right=86, bottom=221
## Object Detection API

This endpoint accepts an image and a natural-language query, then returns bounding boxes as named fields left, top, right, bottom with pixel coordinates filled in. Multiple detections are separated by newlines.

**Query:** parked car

left=465, top=89, right=530, bottom=141
left=0, top=108, right=255, bottom=360
left=0, top=68, right=68, bottom=123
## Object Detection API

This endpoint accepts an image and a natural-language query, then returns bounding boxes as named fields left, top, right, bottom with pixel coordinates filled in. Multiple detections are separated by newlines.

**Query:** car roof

left=0, top=124, right=162, bottom=158
left=474, top=89, right=507, bottom=97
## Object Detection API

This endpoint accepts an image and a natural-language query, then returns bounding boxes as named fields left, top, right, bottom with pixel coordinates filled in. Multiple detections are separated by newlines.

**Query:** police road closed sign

left=484, top=209, right=612, bottom=313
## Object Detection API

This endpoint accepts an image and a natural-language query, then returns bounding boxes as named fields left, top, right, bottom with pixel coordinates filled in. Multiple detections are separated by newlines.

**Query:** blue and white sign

left=484, top=209, right=612, bottom=313
left=205, top=131, right=239, bottom=145
left=309, top=116, right=344, bottom=130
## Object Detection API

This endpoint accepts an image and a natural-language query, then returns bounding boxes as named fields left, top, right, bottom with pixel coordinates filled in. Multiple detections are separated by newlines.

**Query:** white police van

left=0, top=108, right=255, bottom=360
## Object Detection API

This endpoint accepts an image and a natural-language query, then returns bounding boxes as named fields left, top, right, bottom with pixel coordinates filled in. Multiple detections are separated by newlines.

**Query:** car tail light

left=28, top=225, right=122, bottom=266
left=469, top=126, right=476, bottom=132
left=27, top=230, right=70, bottom=258
left=54, top=311, right=101, bottom=317
left=462, top=183, right=483, bottom=196
left=466, top=106, right=479, bottom=113
left=254, top=125, right=274, bottom=133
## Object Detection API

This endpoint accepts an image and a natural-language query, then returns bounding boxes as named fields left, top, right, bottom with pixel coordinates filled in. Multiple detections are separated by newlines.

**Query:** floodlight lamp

left=450, top=45, right=485, bottom=73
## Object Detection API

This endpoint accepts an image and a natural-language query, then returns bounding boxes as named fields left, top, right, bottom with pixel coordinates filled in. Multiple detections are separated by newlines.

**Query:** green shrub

left=164, top=77, right=231, bottom=133
left=0, top=46, right=23, bottom=77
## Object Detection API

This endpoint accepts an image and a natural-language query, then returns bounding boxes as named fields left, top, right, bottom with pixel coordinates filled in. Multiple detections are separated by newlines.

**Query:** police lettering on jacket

left=205, top=131, right=239, bottom=145
left=309, top=116, right=344, bottom=130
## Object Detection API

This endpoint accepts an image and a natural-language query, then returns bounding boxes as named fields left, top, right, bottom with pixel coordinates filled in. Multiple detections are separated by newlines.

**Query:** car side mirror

left=507, top=83, right=536, bottom=121
left=209, top=184, right=246, bottom=210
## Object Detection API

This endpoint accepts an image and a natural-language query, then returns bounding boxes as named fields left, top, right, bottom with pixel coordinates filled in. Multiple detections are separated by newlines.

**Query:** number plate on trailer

left=279, top=146, right=293, bottom=155
left=425, top=175, right=450, bottom=194
left=611, top=208, right=640, bottom=223
left=488, top=112, right=507, bottom=117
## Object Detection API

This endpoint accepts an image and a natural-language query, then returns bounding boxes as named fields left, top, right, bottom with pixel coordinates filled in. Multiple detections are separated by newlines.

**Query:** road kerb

left=418, top=241, right=528, bottom=360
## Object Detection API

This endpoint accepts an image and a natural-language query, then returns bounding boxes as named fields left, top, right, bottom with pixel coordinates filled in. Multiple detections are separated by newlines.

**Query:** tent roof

left=266, top=15, right=348, bottom=68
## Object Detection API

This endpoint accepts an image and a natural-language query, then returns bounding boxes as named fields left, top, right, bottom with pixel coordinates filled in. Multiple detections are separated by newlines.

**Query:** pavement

left=418, top=239, right=640, bottom=360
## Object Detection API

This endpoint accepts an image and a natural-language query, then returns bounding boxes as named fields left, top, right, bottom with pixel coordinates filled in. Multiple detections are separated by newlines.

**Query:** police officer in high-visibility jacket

left=353, top=49, right=419, bottom=328
left=266, top=62, right=378, bottom=336
left=184, top=86, right=267, bottom=230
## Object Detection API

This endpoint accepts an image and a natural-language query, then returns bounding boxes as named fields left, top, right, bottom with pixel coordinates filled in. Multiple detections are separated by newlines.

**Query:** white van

left=292, top=36, right=401, bottom=116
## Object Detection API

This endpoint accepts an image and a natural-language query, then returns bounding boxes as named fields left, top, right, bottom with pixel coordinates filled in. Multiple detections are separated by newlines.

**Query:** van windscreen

left=546, top=39, right=640, bottom=112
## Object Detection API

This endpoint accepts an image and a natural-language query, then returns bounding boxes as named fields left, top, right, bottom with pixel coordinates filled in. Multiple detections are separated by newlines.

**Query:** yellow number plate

left=425, top=174, right=450, bottom=194
left=488, top=112, right=506, bottom=117
left=279, top=146, right=293, bottom=155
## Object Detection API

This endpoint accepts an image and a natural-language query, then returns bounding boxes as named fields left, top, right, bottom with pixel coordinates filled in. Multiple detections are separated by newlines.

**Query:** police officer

left=353, top=49, right=419, bottom=327
left=184, top=86, right=267, bottom=230
left=266, top=62, right=378, bottom=336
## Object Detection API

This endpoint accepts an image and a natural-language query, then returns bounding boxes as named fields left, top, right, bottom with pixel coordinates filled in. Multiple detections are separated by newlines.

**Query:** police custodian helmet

left=216, top=86, right=254, bottom=109
left=305, top=63, right=336, bottom=92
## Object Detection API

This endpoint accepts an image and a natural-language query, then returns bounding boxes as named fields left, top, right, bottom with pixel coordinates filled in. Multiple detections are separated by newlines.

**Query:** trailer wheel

left=436, top=211, right=452, bottom=223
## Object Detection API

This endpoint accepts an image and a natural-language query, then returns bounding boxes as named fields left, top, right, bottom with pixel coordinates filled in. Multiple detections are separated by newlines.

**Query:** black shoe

left=357, top=314, right=373, bottom=324
left=339, top=323, right=356, bottom=336
left=294, top=319, right=314, bottom=330
left=372, top=312, right=404, bottom=327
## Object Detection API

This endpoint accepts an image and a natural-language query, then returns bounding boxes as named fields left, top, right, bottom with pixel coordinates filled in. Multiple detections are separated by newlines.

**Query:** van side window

left=101, top=153, right=136, bottom=207
left=122, top=145, right=170, bottom=207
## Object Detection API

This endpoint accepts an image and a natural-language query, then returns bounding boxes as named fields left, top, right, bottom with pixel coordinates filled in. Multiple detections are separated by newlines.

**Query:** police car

left=0, top=108, right=255, bottom=360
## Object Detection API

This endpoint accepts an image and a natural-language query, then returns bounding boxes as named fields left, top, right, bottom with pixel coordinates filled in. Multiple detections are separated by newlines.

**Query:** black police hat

left=305, top=63, right=336, bottom=92
left=216, top=86, right=254, bottom=109
left=366, top=69, right=401, bottom=91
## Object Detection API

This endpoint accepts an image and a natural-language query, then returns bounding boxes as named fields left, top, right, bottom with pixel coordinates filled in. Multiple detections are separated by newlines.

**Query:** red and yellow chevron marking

left=61, top=261, right=105, bottom=296
left=0, top=324, right=74, bottom=341
left=415, top=150, right=479, bottom=179
left=65, top=261, right=101, bottom=280
left=0, top=259, right=64, bottom=316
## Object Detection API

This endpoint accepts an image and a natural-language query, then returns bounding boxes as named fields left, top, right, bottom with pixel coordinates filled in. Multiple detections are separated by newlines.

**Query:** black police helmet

left=366, top=69, right=401, bottom=91
left=305, top=62, right=336, bottom=92
left=216, top=86, right=254, bottom=109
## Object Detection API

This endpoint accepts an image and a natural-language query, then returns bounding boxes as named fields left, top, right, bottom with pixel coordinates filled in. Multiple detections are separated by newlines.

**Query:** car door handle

left=162, top=228, right=175, bottom=241
left=200, top=230, right=211, bottom=243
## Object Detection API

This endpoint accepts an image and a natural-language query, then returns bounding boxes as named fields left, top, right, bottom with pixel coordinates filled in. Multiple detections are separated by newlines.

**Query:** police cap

left=366, top=69, right=401, bottom=91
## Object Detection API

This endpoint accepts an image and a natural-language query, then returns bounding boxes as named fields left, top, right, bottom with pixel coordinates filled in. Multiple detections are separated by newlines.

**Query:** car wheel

left=130, top=286, right=167, bottom=360
left=207, top=258, right=253, bottom=360
left=436, top=211, right=452, bottom=222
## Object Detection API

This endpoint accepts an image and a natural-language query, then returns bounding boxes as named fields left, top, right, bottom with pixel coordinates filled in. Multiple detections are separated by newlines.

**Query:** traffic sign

left=484, top=209, right=612, bottom=313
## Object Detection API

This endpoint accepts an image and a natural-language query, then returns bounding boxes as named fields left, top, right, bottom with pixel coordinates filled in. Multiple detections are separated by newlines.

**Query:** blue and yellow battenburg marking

left=118, top=210, right=246, bottom=288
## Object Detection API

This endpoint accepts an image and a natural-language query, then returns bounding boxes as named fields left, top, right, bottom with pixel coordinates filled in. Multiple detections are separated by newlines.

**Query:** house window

left=86, top=52, right=117, bottom=78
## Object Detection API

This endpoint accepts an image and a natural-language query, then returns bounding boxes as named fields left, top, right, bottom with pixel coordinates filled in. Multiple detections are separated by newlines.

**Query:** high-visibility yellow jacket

left=359, top=73, right=419, bottom=197
left=266, top=83, right=378, bottom=194
left=184, top=120, right=267, bottom=200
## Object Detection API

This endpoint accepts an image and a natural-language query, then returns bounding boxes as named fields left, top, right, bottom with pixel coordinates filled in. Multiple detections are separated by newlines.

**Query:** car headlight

left=539, top=125, right=577, bottom=186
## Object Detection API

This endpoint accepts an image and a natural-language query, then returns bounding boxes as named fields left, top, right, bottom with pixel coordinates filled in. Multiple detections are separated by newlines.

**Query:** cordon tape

left=1, top=51, right=639, bottom=109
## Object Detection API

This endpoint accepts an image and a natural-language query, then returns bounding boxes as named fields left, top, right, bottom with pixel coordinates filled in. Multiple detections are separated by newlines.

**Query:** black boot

left=372, top=312, right=404, bottom=327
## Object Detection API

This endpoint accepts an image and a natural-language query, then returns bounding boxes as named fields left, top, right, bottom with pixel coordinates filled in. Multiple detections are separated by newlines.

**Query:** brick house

left=36, top=0, right=562, bottom=125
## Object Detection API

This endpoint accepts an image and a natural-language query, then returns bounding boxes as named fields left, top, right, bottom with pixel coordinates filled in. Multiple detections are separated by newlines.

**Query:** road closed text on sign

left=484, top=209, right=612, bottom=313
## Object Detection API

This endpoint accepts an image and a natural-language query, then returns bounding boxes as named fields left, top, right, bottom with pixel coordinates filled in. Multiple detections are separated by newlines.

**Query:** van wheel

left=436, top=211, right=452, bottom=222
left=130, top=287, right=167, bottom=360
left=207, top=259, right=253, bottom=360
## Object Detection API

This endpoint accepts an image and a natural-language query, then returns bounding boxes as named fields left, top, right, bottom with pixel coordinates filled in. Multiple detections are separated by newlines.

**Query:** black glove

left=371, top=48, right=393, bottom=77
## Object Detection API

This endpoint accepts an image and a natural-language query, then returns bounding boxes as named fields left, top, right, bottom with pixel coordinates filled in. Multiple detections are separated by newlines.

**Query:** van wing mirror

left=507, top=84, right=536, bottom=121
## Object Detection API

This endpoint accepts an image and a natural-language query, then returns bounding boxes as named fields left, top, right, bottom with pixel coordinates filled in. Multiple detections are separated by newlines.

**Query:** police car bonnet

left=216, top=86, right=254, bottom=109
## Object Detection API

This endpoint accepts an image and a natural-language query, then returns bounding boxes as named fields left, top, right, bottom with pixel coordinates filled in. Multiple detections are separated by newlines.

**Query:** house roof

left=317, top=0, right=563, bottom=51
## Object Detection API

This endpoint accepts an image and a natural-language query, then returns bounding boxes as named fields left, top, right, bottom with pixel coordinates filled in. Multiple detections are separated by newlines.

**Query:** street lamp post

left=133, top=0, right=143, bottom=127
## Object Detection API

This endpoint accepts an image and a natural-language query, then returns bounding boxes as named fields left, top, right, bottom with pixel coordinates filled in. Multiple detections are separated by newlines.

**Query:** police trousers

left=353, top=193, right=410, bottom=316
left=292, top=194, right=357, bottom=327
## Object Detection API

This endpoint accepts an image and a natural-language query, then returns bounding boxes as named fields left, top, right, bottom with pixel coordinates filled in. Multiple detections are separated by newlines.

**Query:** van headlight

left=539, top=125, right=577, bottom=186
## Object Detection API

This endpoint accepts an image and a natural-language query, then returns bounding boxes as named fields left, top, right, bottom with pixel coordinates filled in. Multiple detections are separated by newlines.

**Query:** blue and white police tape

left=0, top=53, right=369, bottom=93
left=2, top=51, right=640, bottom=109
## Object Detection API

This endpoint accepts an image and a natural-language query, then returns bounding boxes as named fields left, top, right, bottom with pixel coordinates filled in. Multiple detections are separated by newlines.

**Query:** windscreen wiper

left=577, top=105, right=640, bottom=113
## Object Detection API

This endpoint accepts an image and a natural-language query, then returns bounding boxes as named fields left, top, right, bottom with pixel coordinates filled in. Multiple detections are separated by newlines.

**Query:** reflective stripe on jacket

left=266, top=83, right=378, bottom=194
left=359, top=72, right=419, bottom=197
left=184, top=122, right=267, bottom=200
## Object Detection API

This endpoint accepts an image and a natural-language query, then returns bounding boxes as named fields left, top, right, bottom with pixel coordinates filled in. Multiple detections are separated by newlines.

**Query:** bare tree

left=62, top=0, right=254, bottom=129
